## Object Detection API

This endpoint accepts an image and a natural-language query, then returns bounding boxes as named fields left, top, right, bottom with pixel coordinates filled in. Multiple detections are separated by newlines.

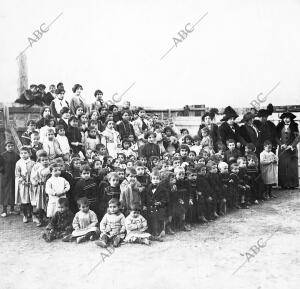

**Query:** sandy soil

left=1, top=188, right=299, bottom=289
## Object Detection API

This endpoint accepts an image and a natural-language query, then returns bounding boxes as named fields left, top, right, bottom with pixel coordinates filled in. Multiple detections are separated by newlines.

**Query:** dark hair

left=126, top=167, right=137, bottom=176
left=134, top=160, right=144, bottom=167
left=58, top=197, right=69, bottom=207
left=26, top=120, right=36, bottom=126
left=50, top=163, right=61, bottom=172
left=226, top=139, right=235, bottom=145
left=94, top=89, right=103, bottom=97
left=68, top=116, right=78, bottom=124
left=263, top=140, right=272, bottom=147
left=80, top=164, right=91, bottom=173
left=179, top=144, right=190, bottom=152
left=108, top=198, right=120, bottom=207
left=245, top=143, right=256, bottom=152
left=145, top=132, right=156, bottom=139
left=40, top=106, right=51, bottom=117
left=38, top=84, right=46, bottom=89
left=56, top=124, right=65, bottom=133
left=55, top=88, right=65, bottom=94
left=44, top=115, right=56, bottom=127
left=72, top=84, right=83, bottom=93
left=77, top=197, right=89, bottom=207
left=60, top=107, right=70, bottom=115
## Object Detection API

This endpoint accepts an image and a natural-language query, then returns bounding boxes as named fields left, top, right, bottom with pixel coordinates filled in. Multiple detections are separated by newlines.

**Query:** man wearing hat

left=198, top=109, right=220, bottom=152
left=276, top=112, right=300, bottom=189
left=240, top=112, right=259, bottom=147
left=255, top=104, right=278, bottom=155
left=219, top=106, right=243, bottom=147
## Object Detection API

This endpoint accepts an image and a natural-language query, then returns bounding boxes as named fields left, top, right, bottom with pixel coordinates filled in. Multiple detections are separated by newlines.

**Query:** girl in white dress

left=260, top=141, right=278, bottom=198
left=101, top=120, right=121, bottom=158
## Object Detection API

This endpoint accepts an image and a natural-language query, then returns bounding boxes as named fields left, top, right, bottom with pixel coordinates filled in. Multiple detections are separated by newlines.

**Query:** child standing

left=71, top=197, right=99, bottom=243
left=56, top=125, right=70, bottom=160
left=15, top=146, right=35, bottom=223
left=96, top=198, right=126, bottom=248
left=143, top=170, right=168, bottom=239
left=120, top=168, right=143, bottom=216
left=45, top=163, right=70, bottom=218
left=30, top=150, right=50, bottom=226
left=21, top=120, right=37, bottom=146
left=124, top=205, right=151, bottom=245
left=101, top=120, right=121, bottom=158
left=73, top=165, right=100, bottom=217
left=30, top=132, right=43, bottom=161
left=224, top=139, right=241, bottom=165
left=42, top=198, right=74, bottom=242
left=260, top=141, right=278, bottom=199
left=0, top=141, right=19, bottom=217
left=139, top=132, right=160, bottom=164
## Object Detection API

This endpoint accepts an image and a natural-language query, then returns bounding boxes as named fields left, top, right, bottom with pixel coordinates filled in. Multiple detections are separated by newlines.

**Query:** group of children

left=0, top=87, right=280, bottom=247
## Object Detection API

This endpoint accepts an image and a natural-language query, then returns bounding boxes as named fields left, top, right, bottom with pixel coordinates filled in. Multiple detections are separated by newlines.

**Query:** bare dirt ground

left=1, top=189, right=299, bottom=289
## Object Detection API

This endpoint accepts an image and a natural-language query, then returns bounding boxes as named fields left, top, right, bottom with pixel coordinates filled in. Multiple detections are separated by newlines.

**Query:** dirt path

left=1, top=189, right=299, bottom=289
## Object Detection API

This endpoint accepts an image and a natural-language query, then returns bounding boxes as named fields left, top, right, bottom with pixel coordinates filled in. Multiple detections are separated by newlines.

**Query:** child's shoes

left=95, top=240, right=107, bottom=248
left=23, top=216, right=29, bottom=223
left=76, top=236, right=86, bottom=244
left=113, top=236, right=121, bottom=247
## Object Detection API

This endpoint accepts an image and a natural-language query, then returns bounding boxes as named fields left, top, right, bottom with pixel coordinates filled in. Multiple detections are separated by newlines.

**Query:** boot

left=165, top=224, right=175, bottom=235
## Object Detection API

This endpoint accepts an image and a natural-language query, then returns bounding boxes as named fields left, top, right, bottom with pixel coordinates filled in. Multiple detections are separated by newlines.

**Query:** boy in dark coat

left=0, top=141, right=20, bottom=217
left=143, top=170, right=168, bottom=239
left=224, top=139, right=242, bottom=165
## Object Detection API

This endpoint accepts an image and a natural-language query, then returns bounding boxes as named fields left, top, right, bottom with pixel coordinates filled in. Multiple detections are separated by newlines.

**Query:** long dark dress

left=276, top=121, right=300, bottom=188
left=0, top=151, right=20, bottom=206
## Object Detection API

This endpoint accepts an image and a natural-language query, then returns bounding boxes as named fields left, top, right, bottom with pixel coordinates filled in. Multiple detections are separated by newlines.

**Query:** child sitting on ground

left=96, top=198, right=126, bottom=248
left=71, top=197, right=99, bottom=243
left=42, top=198, right=74, bottom=242
left=124, top=205, right=151, bottom=245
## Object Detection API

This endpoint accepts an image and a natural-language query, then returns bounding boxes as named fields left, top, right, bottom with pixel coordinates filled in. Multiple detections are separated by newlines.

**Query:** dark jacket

left=219, top=122, right=244, bottom=147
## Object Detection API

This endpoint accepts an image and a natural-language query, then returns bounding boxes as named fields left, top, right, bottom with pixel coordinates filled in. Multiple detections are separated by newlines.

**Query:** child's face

left=108, top=203, right=119, bottom=214
left=127, top=174, right=137, bottom=184
left=96, top=93, right=103, bottom=101
left=80, top=204, right=89, bottom=213
left=70, top=119, right=79, bottom=127
left=113, top=159, right=121, bottom=168
left=199, top=167, right=206, bottom=176
left=198, top=158, right=205, bottom=165
left=89, top=129, right=97, bottom=137
left=6, top=144, right=15, bottom=152
left=264, top=145, right=272, bottom=152
left=151, top=175, right=160, bottom=185
left=47, top=131, right=55, bottom=140
left=57, top=203, right=67, bottom=213
left=228, top=142, right=235, bottom=151
left=248, top=159, right=256, bottom=167
left=123, top=142, right=130, bottom=149
left=58, top=129, right=65, bottom=136
left=152, top=158, right=159, bottom=165
left=62, top=112, right=70, bottom=119
left=202, top=152, right=209, bottom=159
left=176, top=171, right=185, bottom=180
left=43, top=108, right=51, bottom=117
left=126, top=161, right=134, bottom=168
left=135, top=166, right=144, bottom=176
left=185, top=138, right=192, bottom=145
left=118, top=155, right=125, bottom=162
left=40, top=157, right=49, bottom=167
left=231, top=166, right=239, bottom=174
left=173, top=160, right=181, bottom=167
left=57, top=91, right=64, bottom=100
left=109, top=176, right=119, bottom=187
left=117, top=171, right=125, bottom=180
left=201, top=130, right=208, bottom=137
left=187, top=173, right=197, bottom=181
left=147, top=135, right=155, bottom=143
left=112, top=107, right=118, bottom=114
left=189, top=152, right=196, bottom=160
left=165, top=129, right=172, bottom=137
left=27, top=123, right=36, bottom=132
left=31, top=134, right=40, bottom=144
left=140, top=158, right=147, bottom=165
left=94, top=161, right=102, bottom=169
left=81, top=170, right=91, bottom=180
left=219, top=165, right=228, bottom=173
left=76, top=108, right=84, bottom=116
left=100, top=108, right=107, bottom=116
left=99, top=147, right=106, bottom=155
left=180, top=149, right=188, bottom=157
left=91, top=112, right=98, bottom=120
left=49, top=120, right=55, bottom=127
left=80, top=114, right=88, bottom=123
left=20, top=150, right=30, bottom=160
left=107, top=114, right=113, bottom=121
left=209, top=165, right=218, bottom=174
left=130, top=210, right=140, bottom=218
left=73, top=160, right=81, bottom=169
left=238, top=160, right=247, bottom=168
left=245, top=146, right=252, bottom=154
left=52, top=167, right=61, bottom=177
left=173, top=153, right=180, bottom=158
left=107, top=121, right=114, bottom=130
left=128, top=135, right=134, bottom=142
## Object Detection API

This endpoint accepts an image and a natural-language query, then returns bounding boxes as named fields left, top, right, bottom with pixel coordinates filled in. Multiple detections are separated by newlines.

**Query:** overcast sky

left=0, top=0, right=300, bottom=108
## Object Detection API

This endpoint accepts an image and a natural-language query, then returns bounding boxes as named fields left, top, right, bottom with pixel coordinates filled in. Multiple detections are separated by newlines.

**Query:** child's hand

left=154, top=201, right=161, bottom=206
left=208, top=196, right=213, bottom=201
left=189, top=199, right=193, bottom=205
left=245, top=185, right=250, bottom=189
left=138, top=187, right=144, bottom=192
left=142, top=206, right=147, bottom=211
left=229, top=179, right=234, bottom=183
left=197, top=191, right=202, bottom=196
left=179, top=199, right=184, bottom=205
left=236, top=142, right=241, bottom=148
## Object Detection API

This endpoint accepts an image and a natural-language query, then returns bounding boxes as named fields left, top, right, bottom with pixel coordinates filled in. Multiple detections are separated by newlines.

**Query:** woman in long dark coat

left=276, top=112, right=300, bottom=189
left=0, top=141, right=20, bottom=217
